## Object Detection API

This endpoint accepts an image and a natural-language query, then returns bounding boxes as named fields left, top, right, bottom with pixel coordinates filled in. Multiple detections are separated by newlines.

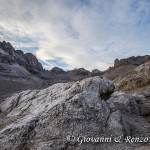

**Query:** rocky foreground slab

left=0, top=77, right=150, bottom=150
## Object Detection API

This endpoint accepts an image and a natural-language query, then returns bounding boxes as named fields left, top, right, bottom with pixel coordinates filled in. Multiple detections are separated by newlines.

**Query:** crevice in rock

left=100, top=91, right=114, bottom=101
left=19, top=117, right=39, bottom=140
left=10, top=94, right=22, bottom=111
left=141, top=112, right=150, bottom=117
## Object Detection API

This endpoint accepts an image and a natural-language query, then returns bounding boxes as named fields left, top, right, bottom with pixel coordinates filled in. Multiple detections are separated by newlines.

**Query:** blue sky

left=0, top=0, right=150, bottom=71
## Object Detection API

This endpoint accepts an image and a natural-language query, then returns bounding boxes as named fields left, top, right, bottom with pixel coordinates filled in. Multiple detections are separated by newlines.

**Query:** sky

left=0, top=0, right=150, bottom=71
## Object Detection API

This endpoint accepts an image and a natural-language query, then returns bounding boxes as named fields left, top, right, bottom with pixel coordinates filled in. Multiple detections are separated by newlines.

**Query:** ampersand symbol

left=114, top=136, right=122, bottom=143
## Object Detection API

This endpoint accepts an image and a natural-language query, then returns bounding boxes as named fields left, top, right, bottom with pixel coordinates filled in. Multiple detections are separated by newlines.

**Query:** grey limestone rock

left=0, top=77, right=150, bottom=150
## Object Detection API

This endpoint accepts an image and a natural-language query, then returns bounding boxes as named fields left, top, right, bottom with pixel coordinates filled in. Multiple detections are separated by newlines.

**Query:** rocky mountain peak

left=68, top=67, right=90, bottom=75
left=91, top=69, right=103, bottom=76
left=0, top=41, right=15, bottom=56
left=24, top=53, right=43, bottom=73
left=0, top=41, right=43, bottom=75
left=50, top=67, right=65, bottom=74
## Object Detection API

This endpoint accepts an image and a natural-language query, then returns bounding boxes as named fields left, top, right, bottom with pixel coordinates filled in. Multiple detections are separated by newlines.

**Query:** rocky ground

left=0, top=77, right=150, bottom=150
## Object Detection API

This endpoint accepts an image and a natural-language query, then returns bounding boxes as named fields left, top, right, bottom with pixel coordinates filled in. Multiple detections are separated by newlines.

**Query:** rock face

left=103, top=55, right=150, bottom=80
left=114, top=61, right=150, bottom=91
left=45, top=67, right=103, bottom=86
left=133, top=91, right=150, bottom=116
left=114, top=55, right=150, bottom=68
left=68, top=68, right=90, bottom=76
left=0, top=41, right=44, bottom=76
left=0, top=77, right=150, bottom=150
left=50, top=67, right=66, bottom=74
left=91, top=69, right=103, bottom=76
left=103, top=64, right=136, bottom=80
left=0, top=41, right=15, bottom=56
left=0, top=41, right=51, bottom=102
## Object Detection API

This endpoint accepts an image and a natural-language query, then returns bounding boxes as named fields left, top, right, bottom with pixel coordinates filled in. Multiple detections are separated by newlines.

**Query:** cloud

left=0, top=0, right=150, bottom=71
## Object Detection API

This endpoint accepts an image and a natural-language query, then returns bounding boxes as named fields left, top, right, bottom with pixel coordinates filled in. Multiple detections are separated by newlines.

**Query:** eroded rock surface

left=103, top=55, right=150, bottom=80
left=114, top=56, right=150, bottom=69
left=114, top=61, right=150, bottom=91
left=0, top=41, right=44, bottom=76
left=0, top=77, right=150, bottom=150
left=133, top=91, right=150, bottom=116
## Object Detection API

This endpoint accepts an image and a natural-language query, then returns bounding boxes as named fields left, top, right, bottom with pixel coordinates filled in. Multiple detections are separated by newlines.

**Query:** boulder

left=0, top=77, right=150, bottom=150
left=133, top=91, right=150, bottom=116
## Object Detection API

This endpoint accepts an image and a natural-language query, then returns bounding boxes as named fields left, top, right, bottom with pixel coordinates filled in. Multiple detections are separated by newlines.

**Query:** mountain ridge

left=0, top=40, right=150, bottom=98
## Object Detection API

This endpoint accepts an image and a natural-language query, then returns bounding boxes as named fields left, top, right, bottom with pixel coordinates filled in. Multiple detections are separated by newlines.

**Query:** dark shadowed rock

left=24, top=53, right=43, bottom=73
left=133, top=91, right=150, bottom=116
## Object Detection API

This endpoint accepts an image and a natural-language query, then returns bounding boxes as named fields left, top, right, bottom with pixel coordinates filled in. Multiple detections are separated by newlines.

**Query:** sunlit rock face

left=114, top=61, right=150, bottom=91
left=103, top=55, right=150, bottom=81
left=0, top=77, right=150, bottom=150
left=114, top=56, right=150, bottom=69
